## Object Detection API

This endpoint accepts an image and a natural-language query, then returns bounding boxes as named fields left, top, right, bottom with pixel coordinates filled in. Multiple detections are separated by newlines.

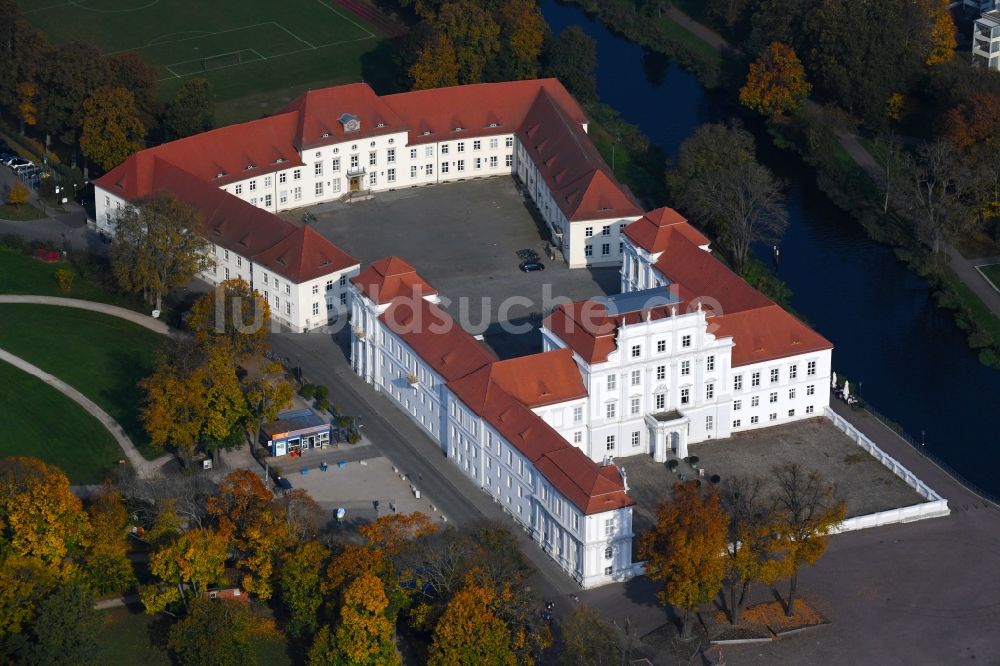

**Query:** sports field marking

left=107, top=20, right=283, bottom=56
left=147, top=30, right=214, bottom=46
left=315, top=0, right=375, bottom=40
left=21, top=0, right=75, bottom=13
left=67, top=0, right=162, bottom=13
left=975, top=263, right=1000, bottom=295
left=273, top=21, right=316, bottom=50
left=164, top=48, right=266, bottom=79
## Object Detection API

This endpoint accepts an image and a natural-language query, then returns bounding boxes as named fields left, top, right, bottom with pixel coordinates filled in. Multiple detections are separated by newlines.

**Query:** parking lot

left=290, top=177, right=619, bottom=358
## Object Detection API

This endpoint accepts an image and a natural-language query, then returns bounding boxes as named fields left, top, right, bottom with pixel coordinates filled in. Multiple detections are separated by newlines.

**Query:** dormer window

left=315, top=151, right=322, bottom=158
left=215, top=171, right=226, bottom=179
left=321, top=132, right=331, bottom=138
left=376, top=122, right=386, bottom=128
left=453, top=126, right=464, bottom=131
left=245, top=164, right=255, bottom=171
left=489, top=122, right=498, bottom=128
left=273, top=157, right=286, bottom=164
left=422, top=130, right=431, bottom=136
left=339, top=112, right=361, bottom=133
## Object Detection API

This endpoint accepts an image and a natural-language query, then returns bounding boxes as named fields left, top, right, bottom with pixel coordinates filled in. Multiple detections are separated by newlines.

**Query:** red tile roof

left=448, top=348, right=587, bottom=411
left=350, top=256, right=438, bottom=305
left=282, top=83, right=406, bottom=149
left=517, top=90, right=642, bottom=222
left=711, top=305, right=832, bottom=366
left=534, top=448, right=635, bottom=514
left=549, top=221, right=832, bottom=366
left=252, top=225, right=359, bottom=283
left=379, top=296, right=496, bottom=382
left=622, top=208, right=711, bottom=253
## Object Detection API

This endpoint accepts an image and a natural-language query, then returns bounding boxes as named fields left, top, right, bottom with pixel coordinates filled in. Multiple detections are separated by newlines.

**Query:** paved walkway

left=0, top=348, right=167, bottom=478
left=664, top=6, right=732, bottom=52
left=0, top=295, right=170, bottom=334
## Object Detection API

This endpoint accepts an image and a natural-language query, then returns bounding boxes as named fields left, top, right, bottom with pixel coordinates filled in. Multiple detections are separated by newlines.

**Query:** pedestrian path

left=0, top=347, right=169, bottom=478
left=0, top=295, right=171, bottom=334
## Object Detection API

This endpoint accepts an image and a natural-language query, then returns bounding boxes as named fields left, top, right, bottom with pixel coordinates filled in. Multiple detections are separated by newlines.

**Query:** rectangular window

left=806, top=405, right=814, bottom=414
left=457, top=159, right=465, bottom=171
left=264, top=176, right=271, bottom=187
left=751, top=396, right=760, bottom=407
left=733, top=419, right=741, bottom=428
left=573, top=406, right=583, bottom=423
left=315, top=162, right=323, bottom=176
left=369, top=152, right=377, bottom=166
left=770, top=413, right=778, bottom=422
left=457, top=142, right=465, bottom=152
left=279, top=172, right=287, bottom=183
left=751, top=415, right=759, bottom=424
left=806, top=384, right=815, bottom=396
left=441, top=144, right=449, bottom=155
left=807, top=361, right=817, bottom=376
left=315, top=182, right=323, bottom=196
left=224, top=267, right=230, bottom=279
left=682, top=334, right=691, bottom=348
left=602, top=226, right=611, bottom=236
left=285, top=302, right=291, bottom=316
left=606, top=435, right=615, bottom=451
left=706, top=383, right=714, bottom=400
left=707, top=355, right=715, bottom=372
left=326, top=280, right=333, bottom=292
left=607, top=374, right=616, bottom=390
left=655, top=393, right=665, bottom=410
left=490, top=155, right=498, bottom=168
left=631, top=431, right=640, bottom=447
left=657, top=340, right=666, bottom=353
left=264, top=194, right=272, bottom=208
left=706, top=415, right=714, bottom=431
left=585, top=226, right=594, bottom=237
left=410, top=166, right=417, bottom=179
left=293, top=186, right=302, bottom=201
left=734, top=375, right=743, bottom=391
left=339, top=275, right=347, bottom=287
left=350, top=154, right=359, bottom=169
left=387, top=168, right=395, bottom=182
left=312, top=302, right=319, bottom=316
left=788, top=409, right=796, bottom=417
left=235, top=184, right=243, bottom=195
left=249, top=180, right=256, bottom=191
left=332, top=158, right=340, bottom=172
left=473, top=140, right=481, bottom=150
left=630, top=396, right=640, bottom=415
left=505, top=136, right=513, bottom=147
left=789, top=388, right=796, bottom=399
left=630, top=370, right=640, bottom=386
left=332, top=179, right=341, bottom=192
left=474, top=157, right=482, bottom=169
left=489, top=138, right=498, bottom=149
left=386, top=149, right=395, bottom=164
left=734, top=400, right=742, bottom=411
left=789, top=364, right=798, bottom=379
left=369, top=172, right=376, bottom=187
left=604, top=519, right=613, bottom=537
left=751, top=372, right=760, bottom=387
left=606, top=403, right=616, bottom=419
left=410, top=148, right=417, bottom=159
left=630, top=345, right=641, bottom=358
left=771, top=368, right=779, bottom=383
left=279, top=190, right=287, bottom=204
left=236, top=257, right=242, bottom=268
left=505, top=154, right=512, bottom=167
left=441, top=162, right=450, bottom=174
left=770, top=392, right=778, bottom=403
left=573, top=431, right=582, bottom=443
left=424, top=164, right=432, bottom=176
left=293, top=169, right=301, bottom=180
left=312, top=284, right=319, bottom=295
left=656, top=365, right=666, bottom=381
left=681, top=388, right=690, bottom=405
left=681, top=360, right=690, bottom=376
left=425, top=146, right=433, bottom=157
left=602, top=243, right=610, bottom=255
left=585, top=245, right=593, bottom=257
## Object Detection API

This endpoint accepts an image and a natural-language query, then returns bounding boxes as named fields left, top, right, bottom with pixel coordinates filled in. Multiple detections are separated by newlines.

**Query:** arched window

left=604, top=546, right=614, bottom=560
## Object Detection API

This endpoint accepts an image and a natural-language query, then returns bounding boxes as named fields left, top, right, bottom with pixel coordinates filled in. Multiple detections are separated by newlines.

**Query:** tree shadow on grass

left=105, top=350, right=155, bottom=452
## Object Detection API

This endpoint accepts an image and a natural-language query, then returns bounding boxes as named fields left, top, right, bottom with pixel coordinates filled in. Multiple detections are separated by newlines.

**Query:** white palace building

left=93, top=79, right=833, bottom=588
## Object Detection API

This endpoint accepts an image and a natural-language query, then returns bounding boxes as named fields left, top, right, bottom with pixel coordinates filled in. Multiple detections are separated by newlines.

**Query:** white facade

left=974, top=10, right=1000, bottom=71
left=349, top=284, right=635, bottom=588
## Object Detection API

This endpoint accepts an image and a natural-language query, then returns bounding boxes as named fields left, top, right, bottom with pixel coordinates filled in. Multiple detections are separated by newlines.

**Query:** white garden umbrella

left=831, top=371, right=837, bottom=389
left=842, top=381, right=850, bottom=401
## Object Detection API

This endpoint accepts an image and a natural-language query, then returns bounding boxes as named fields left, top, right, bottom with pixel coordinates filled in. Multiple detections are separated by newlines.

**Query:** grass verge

left=0, top=248, right=148, bottom=310
left=0, top=303, right=163, bottom=457
left=0, top=203, right=46, bottom=221
left=0, top=359, right=122, bottom=483
left=979, top=263, right=1000, bottom=292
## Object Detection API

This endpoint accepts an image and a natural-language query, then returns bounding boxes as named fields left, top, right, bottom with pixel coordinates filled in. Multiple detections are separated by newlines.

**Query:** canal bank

left=540, top=0, right=1000, bottom=496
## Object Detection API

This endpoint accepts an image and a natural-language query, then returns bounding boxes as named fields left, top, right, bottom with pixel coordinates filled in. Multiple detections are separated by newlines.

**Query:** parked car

left=4, top=156, right=32, bottom=170
left=519, top=259, right=545, bottom=272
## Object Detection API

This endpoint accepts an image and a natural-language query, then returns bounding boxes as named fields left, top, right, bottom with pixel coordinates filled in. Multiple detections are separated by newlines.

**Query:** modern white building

left=973, top=9, right=1000, bottom=70
left=350, top=257, right=636, bottom=588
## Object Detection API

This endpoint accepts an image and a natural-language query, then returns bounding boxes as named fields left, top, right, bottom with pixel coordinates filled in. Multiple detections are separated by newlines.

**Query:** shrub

left=315, top=397, right=330, bottom=412
left=54, top=268, right=74, bottom=292
left=5, top=180, right=29, bottom=207
left=314, top=385, right=329, bottom=401
left=667, top=459, right=679, bottom=471
left=0, top=234, right=28, bottom=252
left=688, top=456, right=700, bottom=466
left=710, top=474, right=721, bottom=484
left=336, top=415, right=352, bottom=428
left=299, top=384, right=316, bottom=400
left=347, top=432, right=361, bottom=445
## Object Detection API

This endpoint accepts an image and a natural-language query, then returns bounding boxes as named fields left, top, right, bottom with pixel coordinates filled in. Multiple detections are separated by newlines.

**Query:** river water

left=541, top=0, right=1000, bottom=495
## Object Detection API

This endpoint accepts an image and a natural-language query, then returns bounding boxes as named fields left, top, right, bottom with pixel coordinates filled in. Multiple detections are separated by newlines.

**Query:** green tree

left=772, top=463, right=846, bottom=616
left=108, top=51, right=159, bottom=126
left=639, top=481, right=728, bottom=640
left=34, top=41, right=111, bottom=147
left=0, top=1, right=47, bottom=121
left=434, top=0, right=501, bottom=84
left=557, top=603, right=619, bottom=666
left=163, top=78, right=215, bottom=139
left=141, top=527, right=229, bottom=613
left=307, top=625, right=338, bottom=666
left=333, top=571, right=400, bottom=666
left=80, top=86, right=145, bottom=171
left=3, top=580, right=100, bottom=666
left=5, top=180, right=29, bottom=207
left=83, top=486, right=137, bottom=595
left=493, top=0, right=546, bottom=81
left=544, top=26, right=598, bottom=102
left=279, top=541, right=330, bottom=638
left=110, top=191, right=212, bottom=311
left=167, top=598, right=270, bottom=666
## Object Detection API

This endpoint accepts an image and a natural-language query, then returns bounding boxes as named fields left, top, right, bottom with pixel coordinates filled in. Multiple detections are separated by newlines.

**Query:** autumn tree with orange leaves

left=944, top=92, right=1000, bottom=225
left=187, top=278, right=271, bottom=361
left=333, top=571, right=400, bottom=666
left=84, top=485, right=137, bottom=595
left=639, top=481, right=728, bottom=640
left=924, top=0, right=956, bottom=66
left=141, top=527, right=229, bottom=613
left=428, top=575, right=517, bottom=666
left=740, top=42, right=811, bottom=119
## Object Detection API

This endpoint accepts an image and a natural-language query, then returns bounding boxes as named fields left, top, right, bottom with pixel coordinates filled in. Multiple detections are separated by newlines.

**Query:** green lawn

left=19, top=0, right=397, bottom=125
left=0, top=359, right=123, bottom=483
left=0, top=249, right=149, bottom=310
left=0, top=203, right=46, bottom=221
left=0, top=304, right=163, bottom=458
left=979, top=263, right=1000, bottom=293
